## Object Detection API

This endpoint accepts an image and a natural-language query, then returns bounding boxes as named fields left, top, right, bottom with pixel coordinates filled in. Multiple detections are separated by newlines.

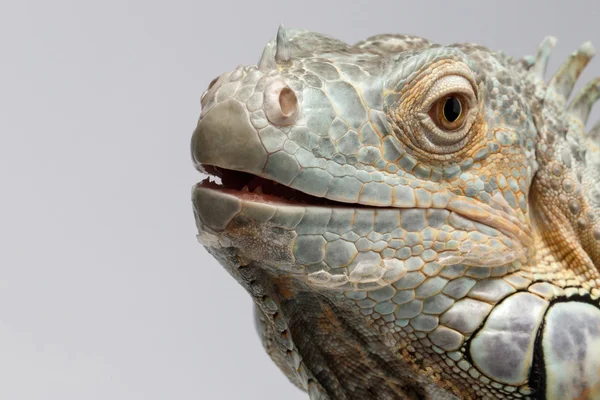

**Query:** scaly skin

left=190, top=27, right=600, bottom=399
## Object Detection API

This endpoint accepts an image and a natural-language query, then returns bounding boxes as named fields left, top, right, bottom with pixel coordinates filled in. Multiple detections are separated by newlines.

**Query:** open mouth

left=199, top=165, right=350, bottom=206
left=197, top=165, right=532, bottom=249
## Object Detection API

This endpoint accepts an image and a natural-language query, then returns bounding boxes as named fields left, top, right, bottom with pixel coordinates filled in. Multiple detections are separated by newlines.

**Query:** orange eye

left=429, top=94, right=469, bottom=131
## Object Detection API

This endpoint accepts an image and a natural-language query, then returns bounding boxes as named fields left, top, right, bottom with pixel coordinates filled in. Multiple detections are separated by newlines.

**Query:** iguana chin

left=190, top=25, right=600, bottom=399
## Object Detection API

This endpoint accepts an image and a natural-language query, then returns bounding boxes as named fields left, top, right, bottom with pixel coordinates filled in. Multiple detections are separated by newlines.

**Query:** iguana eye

left=418, top=73, right=478, bottom=150
left=429, top=94, right=469, bottom=131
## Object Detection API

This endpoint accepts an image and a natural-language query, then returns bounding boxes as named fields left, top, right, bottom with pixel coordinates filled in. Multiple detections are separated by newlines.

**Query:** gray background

left=1, top=0, right=598, bottom=399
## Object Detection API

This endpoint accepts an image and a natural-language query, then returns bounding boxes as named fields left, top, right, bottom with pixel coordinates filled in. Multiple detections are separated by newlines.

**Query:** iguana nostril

left=279, top=87, right=297, bottom=117
left=264, top=79, right=300, bottom=126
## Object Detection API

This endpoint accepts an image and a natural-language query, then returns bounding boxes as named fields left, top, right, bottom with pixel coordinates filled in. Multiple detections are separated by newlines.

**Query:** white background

left=1, top=0, right=598, bottom=399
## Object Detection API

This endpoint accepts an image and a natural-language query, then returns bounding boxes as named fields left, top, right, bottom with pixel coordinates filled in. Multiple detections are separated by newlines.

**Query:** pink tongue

left=202, top=184, right=305, bottom=205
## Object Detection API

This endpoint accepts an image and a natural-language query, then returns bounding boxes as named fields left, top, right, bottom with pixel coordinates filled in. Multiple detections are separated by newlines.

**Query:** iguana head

left=191, top=26, right=600, bottom=399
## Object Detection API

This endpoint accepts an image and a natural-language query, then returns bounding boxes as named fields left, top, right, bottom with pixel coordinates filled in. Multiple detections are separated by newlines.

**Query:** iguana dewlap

left=191, top=26, right=600, bottom=399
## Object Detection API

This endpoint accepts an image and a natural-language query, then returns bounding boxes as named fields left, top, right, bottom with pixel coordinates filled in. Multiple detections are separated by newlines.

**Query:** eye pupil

left=443, top=96, right=462, bottom=122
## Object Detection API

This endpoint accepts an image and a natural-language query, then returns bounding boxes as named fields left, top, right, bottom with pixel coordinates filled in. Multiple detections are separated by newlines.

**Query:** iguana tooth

left=548, top=41, right=595, bottom=101
left=274, top=24, right=291, bottom=64
left=568, top=77, right=600, bottom=124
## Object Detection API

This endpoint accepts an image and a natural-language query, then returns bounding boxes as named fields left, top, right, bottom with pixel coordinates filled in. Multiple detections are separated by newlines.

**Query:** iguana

left=190, top=26, right=600, bottom=399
